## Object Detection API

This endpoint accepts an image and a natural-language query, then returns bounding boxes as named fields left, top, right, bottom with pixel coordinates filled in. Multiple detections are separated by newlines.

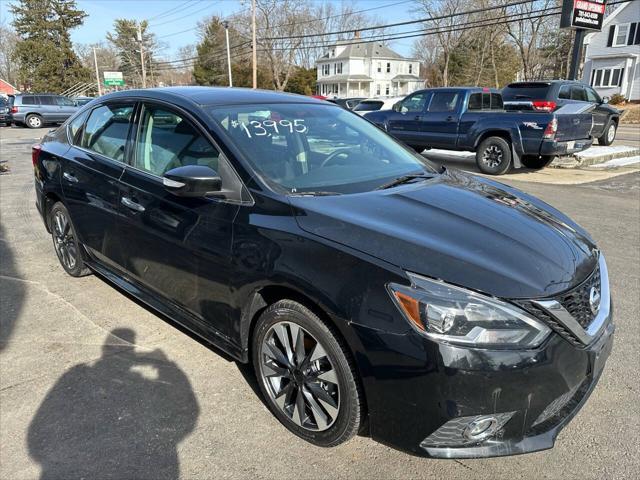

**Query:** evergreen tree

left=10, top=0, right=90, bottom=92
left=107, top=19, right=158, bottom=88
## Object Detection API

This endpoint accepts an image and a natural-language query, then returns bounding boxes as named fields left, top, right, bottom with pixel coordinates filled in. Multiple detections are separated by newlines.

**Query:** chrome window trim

left=532, top=254, right=610, bottom=345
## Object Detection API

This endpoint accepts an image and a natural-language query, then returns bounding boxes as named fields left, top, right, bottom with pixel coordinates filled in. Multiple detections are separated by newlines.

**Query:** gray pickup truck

left=364, top=87, right=594, bottom=175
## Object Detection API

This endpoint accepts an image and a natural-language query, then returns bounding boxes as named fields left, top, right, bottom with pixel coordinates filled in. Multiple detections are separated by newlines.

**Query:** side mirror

left=163, top=165, right=222, bottom=197
left=602, top=96, right=610, bottom=104
left=392, top=102, right=401, bottom=112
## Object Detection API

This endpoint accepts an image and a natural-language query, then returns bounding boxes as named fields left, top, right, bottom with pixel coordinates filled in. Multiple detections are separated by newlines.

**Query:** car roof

left=96, top=86, right=326, bottom=107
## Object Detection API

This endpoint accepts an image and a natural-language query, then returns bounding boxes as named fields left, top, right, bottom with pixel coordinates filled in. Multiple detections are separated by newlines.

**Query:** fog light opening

left=463, top=416, right=499, bottom=441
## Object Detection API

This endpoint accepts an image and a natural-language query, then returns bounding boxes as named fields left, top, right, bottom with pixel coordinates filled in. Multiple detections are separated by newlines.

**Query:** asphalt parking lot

left=1, top=125, right=639, bottom=479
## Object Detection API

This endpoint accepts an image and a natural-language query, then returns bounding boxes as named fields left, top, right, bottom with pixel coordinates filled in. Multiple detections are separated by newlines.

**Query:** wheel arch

left=43, top=192, right=64, bottom=233
left=241, top=283, right=371, bottom=433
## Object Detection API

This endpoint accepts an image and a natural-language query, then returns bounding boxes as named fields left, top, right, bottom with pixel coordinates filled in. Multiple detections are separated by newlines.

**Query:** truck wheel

left=476, top=137, right=512, bottom=175
left=522, top=155, right=555, bottom=170
left=598, top=122, right=617, bottom=146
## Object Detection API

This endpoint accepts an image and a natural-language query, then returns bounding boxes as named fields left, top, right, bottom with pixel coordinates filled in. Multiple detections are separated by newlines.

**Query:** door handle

left=414, top=115, right=422, bottom=121
left=121, top=196, right=145, bottom=213
left=446, top=116, right=454, bottom=122
left=63, top=172, right=78, bottom=183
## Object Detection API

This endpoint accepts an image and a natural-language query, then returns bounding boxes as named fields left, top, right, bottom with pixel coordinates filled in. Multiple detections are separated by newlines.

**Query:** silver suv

left=9, top=94, right=78, bottom=128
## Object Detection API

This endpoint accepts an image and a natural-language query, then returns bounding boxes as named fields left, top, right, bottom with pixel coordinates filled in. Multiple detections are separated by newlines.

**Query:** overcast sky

left=1, top=0, right=416, bottom=60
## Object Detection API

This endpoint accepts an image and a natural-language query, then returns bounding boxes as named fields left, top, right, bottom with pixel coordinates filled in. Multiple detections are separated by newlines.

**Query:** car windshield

left=208, top=103, right=435, bottom=194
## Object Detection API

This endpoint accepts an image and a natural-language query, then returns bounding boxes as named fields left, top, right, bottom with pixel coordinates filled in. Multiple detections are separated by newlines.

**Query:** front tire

left=476, top=136, right=512, bottom=175
left=49, top=202, right=90, bottom=277
left=598, top=122, right=617, bottom=146
left=252, top=300, right=363, bottom=447
left=25, top=114, right=43, bottom=129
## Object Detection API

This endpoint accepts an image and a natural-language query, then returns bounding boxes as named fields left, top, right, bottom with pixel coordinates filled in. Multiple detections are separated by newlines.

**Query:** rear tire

left=252, top=300, right=363, bottom=447
left=597, top=122, right=616, bottom=146
left=476, top=137, right=512, bottom=175
left=522, top=155, right=555, bottom=170
left=25, top=114, right=43, bottom=129
left=49, top=202, right=91, bottom=277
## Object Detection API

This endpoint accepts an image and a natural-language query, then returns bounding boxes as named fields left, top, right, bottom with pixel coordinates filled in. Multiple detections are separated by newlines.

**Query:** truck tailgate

left=554, top=104, right=593, bottom=141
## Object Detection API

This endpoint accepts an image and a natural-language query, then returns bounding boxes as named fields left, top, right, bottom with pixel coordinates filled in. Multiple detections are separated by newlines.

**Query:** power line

left=147, top=0, right=202, bottom=22
left=149, top=2, right=219, bottom=27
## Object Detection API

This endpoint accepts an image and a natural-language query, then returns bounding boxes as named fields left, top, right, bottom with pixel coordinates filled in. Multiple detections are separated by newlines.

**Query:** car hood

left=290, top=169, right=598, bottom=299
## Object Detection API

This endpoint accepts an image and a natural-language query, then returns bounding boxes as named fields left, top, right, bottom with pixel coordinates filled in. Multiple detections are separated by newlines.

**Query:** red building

left=0, top=79, right=19, bottom=96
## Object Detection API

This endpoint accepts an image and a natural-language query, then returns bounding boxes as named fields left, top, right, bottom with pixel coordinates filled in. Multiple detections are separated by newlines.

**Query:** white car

left=352, top=96, right=405, bottom=116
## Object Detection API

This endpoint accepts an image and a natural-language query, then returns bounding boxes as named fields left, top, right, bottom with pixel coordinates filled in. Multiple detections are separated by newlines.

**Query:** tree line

left=1, top=0, right=590, bottom=95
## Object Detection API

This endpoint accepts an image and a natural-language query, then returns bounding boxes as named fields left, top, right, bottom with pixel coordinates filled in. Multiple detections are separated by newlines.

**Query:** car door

left=61, top=101, right=135, bottom=271
left=585, top=87, right=608, bottom=138
left=37, top=95, right=60, bottom=122
left=420, top=90, right=462, bottom=148
left=55, top=96, right=79, bottom=122
left=118, top=101, right=241, bottom=339
left=386, top=91, right=431, bottom=145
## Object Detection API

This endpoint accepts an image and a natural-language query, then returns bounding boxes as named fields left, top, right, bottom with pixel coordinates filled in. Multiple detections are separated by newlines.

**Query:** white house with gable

left=316, top=39, right=424, bottom=98
left=582, top=0, right=640, bottom=101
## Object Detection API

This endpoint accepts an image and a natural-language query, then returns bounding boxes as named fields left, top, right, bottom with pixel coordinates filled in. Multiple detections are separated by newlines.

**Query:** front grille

left=515, top=300, right=582, bottom=346
left=556, top=266, right=600, bottom=328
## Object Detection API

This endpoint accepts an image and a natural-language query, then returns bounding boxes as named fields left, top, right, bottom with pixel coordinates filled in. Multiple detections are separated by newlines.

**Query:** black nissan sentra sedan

left=33, top=87, right=613, bottom=458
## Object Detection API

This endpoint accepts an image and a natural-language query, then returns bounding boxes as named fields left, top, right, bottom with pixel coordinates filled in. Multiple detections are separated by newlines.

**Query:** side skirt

left=86, top=258, right=245, bottom=362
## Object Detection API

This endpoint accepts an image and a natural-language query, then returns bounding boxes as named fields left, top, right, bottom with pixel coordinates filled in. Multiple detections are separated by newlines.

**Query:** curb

left=550, top=146, right=640, bottom=169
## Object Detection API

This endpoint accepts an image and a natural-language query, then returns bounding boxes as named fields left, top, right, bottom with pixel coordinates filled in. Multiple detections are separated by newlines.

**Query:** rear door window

left=68, top=111, right=90, bottom=145
left=81, top=103, right=134, bottom=162
left=428, top=92, right=460, bottom=112
left=559, top=85, right=571, bottom=99
left=570, top=86, right=588, bottom=102
left=39, top=96, right=56, bottom=106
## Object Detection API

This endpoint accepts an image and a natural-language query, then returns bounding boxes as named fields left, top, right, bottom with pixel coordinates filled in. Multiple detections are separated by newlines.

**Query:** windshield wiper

left=291, top=191, right=343, bottom=197
left=376, top=173, right=435, bottom=190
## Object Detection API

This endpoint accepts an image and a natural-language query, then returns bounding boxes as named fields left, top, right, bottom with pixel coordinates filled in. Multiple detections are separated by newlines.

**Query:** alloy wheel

left=259, top=321, right=340, bottom=431
left=482, top=145, right=503, bottom=168
left=53, top=210, right=77, bottom=270
left=607, top=124, right=616, bottom=143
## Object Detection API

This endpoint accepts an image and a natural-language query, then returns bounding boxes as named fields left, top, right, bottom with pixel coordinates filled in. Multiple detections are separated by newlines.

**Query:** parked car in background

left=73, top=96, right=95, bottom=107
left=352, top=96, right=404, bottom=115
left=33, top=87, right=613, bottom=458
left=0, top=96, right=10, bottom=126
left=327, top=97, right=366, bottom=110
left=364, top=87, right=594, bottom=174
left=502, top=80, right=620, bottom=146
left=8, top=93, right=79, bottom=128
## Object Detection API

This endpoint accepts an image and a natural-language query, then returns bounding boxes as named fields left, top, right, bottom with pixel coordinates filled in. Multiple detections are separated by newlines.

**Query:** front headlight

left=388, top=273, right=551, bottom=349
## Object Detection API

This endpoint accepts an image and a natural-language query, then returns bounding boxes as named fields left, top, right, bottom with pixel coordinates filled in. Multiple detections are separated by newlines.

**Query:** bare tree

left=503, top=0, right=555, bottom=80
left=414, top=0, right=468, bottom=87
left=0, top=21, right=20, bottom=86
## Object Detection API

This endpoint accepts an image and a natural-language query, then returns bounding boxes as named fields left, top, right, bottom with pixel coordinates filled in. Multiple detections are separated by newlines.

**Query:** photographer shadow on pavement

left=27, top=328, right=200, bottom=480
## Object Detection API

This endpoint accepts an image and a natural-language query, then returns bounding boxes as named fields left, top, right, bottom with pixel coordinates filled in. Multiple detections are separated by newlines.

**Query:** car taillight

left=32, top=144, right=42, bottom=167
left=543, top=118, right=557, bottom=140
left=11, top=106, right=18, bottom=114
left=532, top=101, right=557, bottom=112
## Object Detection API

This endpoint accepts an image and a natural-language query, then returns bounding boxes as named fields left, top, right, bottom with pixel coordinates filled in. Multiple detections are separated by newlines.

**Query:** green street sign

left=103, top=71, right=124, bottom=87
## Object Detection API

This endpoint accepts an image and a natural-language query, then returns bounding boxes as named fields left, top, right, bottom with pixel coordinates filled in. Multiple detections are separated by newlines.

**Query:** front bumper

left=540, top=138, right=592, bottom=156
left=355, top=310, right=614, bottom=458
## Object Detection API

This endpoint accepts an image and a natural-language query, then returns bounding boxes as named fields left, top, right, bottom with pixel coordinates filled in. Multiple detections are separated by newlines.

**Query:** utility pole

left=223, top=20, right=233, bottom=87
left=93, top=47, right=102, bottom=96
left=137, top=22, right=147, bottom=88
left=568, top=29, right=585, bottom=81
left=251, top=0, right=257, bottom=89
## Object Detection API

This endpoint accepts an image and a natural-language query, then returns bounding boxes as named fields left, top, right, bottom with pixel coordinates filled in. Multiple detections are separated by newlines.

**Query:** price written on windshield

left=233, top=119, right=307, bottom=138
